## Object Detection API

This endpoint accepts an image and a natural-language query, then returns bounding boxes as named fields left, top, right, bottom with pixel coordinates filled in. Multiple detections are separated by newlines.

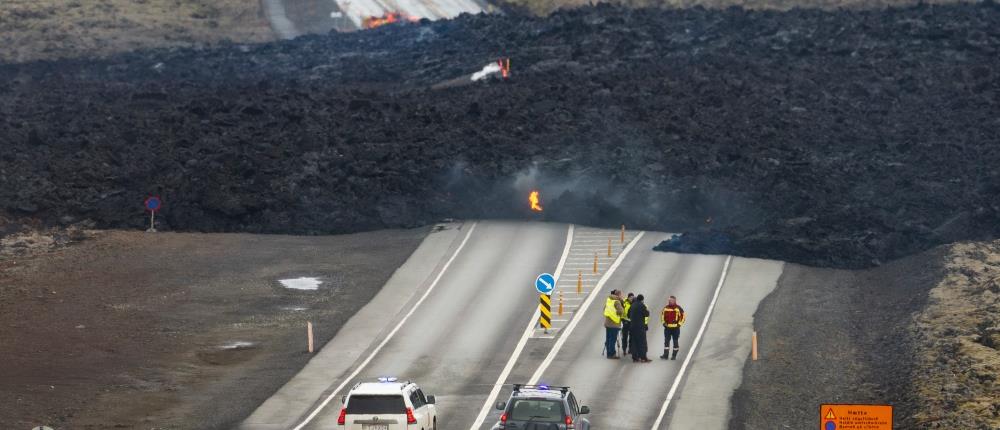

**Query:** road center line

left=649, top=255, right=733, bottom=430
left=528, top=231, right=645, bottom=384
left=291, top=222, right=479, bottom=430
left=468, top=224, right=575, bottom=430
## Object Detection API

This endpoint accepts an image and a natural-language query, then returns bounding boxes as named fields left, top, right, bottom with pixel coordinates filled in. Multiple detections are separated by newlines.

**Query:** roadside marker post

left=607, top=238, right=612, bottom=257
left=307, top=322, right=315, bottom=354
left=558, top=291, right=564, bottom=316
left=577, top=271, right=582, bottom=294
left=144, top=196, right=162, bottom=232
left=593, top=253, right=598, bottom=273
left=752, top=330, right=758, bottom=361
left=621, top=225, right=625, bottom=243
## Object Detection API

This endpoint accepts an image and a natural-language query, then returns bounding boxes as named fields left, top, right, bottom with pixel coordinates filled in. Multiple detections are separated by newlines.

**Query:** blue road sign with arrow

left=535, top=273, right=555, bottom=294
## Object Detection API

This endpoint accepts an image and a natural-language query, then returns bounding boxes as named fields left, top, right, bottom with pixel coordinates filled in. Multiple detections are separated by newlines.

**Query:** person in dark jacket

left=620, top=292, right=634, bottom=356
left=628, top=294, right=651, bottom=362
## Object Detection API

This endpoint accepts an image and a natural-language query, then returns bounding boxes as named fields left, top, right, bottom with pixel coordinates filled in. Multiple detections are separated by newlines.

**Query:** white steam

left=471, top=62, right=502, bottom=81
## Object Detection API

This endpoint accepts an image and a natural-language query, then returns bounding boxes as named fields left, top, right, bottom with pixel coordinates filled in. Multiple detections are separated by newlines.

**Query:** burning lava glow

left=362, top=12, right=419, bottom=29
left=529, top=191, right=543, bottom=212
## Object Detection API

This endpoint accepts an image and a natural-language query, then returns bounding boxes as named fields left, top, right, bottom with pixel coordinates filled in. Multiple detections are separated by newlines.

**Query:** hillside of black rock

left=2, top=3, right=1000, bottom=268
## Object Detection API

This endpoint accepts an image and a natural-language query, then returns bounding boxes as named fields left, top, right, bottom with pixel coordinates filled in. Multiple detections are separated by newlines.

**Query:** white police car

left=338, top=377, right=438, bottom=430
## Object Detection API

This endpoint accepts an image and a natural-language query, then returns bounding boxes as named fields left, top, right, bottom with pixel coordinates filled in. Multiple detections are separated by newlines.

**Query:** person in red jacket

left=660, top=296, right=686, bottom=360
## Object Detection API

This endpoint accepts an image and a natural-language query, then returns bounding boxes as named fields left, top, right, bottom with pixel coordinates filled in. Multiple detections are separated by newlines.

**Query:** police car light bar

left=512, top=384, right=570, bottom=393
left=378, top=376, right=399, bottom=383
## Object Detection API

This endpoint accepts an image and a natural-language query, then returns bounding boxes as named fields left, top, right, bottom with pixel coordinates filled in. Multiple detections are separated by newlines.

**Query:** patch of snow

left=280, top=277, right=322, bottom=291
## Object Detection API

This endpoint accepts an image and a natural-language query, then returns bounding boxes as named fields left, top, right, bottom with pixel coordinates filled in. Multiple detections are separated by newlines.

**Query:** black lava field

left=2, top=3, right=1000, bottom=268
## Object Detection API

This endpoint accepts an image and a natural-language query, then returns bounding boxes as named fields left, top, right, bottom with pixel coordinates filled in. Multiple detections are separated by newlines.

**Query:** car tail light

left=337, top=408, right=347, bottom=425
left=406, top=407, right=417, bottom=424
left=565, top=415, right=575, bottom=429
left=499, top=413, right=507, bottom=429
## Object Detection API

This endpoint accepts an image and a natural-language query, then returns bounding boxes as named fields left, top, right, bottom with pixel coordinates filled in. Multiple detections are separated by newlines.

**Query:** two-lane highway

left=468, top=233, right=731, bottom=429
left=522, top=234, right=730, bottom=429
left=243, top=221, right=782, bottom=430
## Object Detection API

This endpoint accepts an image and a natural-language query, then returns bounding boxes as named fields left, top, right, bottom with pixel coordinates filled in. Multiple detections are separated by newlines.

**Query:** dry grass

left=0, top=0, right=274, bottom=63
left=912, top=241, right=1000, bottom=428
left=503, top=0, right=977, bottom=17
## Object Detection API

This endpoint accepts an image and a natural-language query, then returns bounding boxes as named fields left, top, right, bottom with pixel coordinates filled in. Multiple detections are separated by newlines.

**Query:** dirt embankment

left=2, top=4, right=1000, bottom=269
left=729, top=242, right=1000, bottom=428
left=0, top=0, right=273, bottom=63
left=497, top=0, right=977, bottom=18
left=0, top=228, right=427, bottom=429
left=912, top=241, right=1000, bottom=429
left=729, top=247, right=946, bottom=428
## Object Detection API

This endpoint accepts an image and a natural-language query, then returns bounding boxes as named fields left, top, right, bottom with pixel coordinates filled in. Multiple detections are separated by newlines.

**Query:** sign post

left=535, top=273, right=555, bottom=333
left=144, top=196, right=162, bottom=232
left=539, top=294, right=551, bottom=332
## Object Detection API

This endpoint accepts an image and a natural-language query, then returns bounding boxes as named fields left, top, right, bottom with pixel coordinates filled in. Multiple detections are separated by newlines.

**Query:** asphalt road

left=242, top=221, right=783, bottom=430
left=529, top=237, right=729, bottom=429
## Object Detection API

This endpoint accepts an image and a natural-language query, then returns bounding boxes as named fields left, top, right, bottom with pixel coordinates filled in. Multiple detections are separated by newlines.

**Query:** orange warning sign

left=820, top=404, right=892, bottom=430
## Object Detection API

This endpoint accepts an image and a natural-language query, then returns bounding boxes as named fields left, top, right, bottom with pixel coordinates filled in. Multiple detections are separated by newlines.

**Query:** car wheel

left=433, top=417, right=437, bottom=430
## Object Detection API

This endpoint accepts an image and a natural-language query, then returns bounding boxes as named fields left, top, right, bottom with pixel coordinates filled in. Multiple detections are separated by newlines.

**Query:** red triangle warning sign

left=825, top=409, right=837, bottom=420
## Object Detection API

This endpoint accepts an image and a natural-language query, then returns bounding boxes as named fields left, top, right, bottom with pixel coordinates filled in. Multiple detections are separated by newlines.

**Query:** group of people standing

left=603, top=289, right=686, bottom=362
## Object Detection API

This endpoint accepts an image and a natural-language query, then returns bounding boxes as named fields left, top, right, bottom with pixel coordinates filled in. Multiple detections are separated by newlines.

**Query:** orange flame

left=363, top=12, right=401, bottom=29
left=529, top=190, right=543, bottom=212
left=499, top=58, right=511, bottom=79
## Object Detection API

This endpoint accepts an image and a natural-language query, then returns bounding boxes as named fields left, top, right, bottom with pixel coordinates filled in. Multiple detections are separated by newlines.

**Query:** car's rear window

left=508, top=399, right=565, bottom=422
left=346, top=395, right=406, bottom=414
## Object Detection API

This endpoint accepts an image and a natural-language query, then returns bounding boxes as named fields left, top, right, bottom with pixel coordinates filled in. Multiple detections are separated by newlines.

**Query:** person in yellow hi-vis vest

left=660, top=295, right=686, bottom=360
left=603, top=289, right=624, bottom=359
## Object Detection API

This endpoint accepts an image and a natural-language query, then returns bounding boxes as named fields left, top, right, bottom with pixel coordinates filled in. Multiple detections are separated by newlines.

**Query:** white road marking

left=261, top=0, right=300, bottom=39
left=528, top=232, right=646, bottom=384
left=468, top=224, right=575, bottom=430
left=649, top=255, right=733, bottom=430
left=291, top=222, right=479, bottom=430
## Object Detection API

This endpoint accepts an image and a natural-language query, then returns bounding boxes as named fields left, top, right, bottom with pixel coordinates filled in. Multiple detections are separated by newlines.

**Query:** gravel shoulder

left=0, top=227, right=427, bottom=429
left=728, top=246, right=947, bottom=428
left=0, top=0, right=273, bottom=63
